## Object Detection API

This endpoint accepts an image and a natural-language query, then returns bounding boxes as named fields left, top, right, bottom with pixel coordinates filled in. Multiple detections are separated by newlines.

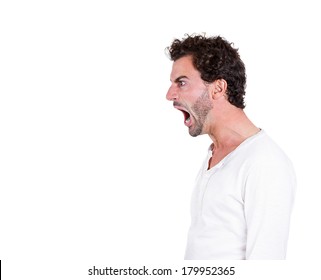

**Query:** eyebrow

left=172, top=75, right=189, bottom=83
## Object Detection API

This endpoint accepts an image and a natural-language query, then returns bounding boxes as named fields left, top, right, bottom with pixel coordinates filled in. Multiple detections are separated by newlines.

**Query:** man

left=166, top=34, right=296, bottom=260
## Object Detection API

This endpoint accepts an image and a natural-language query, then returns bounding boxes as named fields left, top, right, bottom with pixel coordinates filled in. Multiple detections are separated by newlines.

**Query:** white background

left=0, top=0, right=320, bottom=279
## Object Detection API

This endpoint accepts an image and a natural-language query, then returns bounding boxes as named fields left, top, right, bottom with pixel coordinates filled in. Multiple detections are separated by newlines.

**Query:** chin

left=188, top=121, right=205, bottom=137
left=188, top=128, right=203, bottom=137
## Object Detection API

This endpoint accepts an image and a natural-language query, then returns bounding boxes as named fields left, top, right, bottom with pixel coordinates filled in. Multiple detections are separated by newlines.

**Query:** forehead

left=170, top=55, right=200, bottom=81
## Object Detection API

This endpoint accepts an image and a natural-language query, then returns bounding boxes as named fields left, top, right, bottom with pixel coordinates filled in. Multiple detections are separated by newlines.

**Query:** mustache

left=173, top=101, right=185, bottom=107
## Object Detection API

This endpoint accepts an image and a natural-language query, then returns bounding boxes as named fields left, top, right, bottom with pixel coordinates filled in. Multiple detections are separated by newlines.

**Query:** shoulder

left=242, top=130, right=293, bottom=166
left=242, top=130, right=296, bottom=186
left=233, top=130, right=296, bottom=186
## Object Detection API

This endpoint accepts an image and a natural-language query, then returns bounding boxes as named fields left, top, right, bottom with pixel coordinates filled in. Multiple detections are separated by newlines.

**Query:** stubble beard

left=189, top=90, right=213, bottom=137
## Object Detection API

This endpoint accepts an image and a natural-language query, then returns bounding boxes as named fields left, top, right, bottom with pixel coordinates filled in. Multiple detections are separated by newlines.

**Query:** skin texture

left=167, top=55, right=260, bottom=169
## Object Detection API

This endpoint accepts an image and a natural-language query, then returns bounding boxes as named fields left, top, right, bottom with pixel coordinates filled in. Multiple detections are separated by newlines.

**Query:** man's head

left=167, top=34, right=246, bottom=109
left=166, top=34, right=246, bottom=137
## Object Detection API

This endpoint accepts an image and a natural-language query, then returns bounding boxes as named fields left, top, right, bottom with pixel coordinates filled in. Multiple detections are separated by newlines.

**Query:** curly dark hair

left=167, top=34, right=246, bottom=109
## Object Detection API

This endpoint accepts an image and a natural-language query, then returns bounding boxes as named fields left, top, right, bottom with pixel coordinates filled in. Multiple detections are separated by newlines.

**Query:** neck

left=208, top=109, right=260, bottom=151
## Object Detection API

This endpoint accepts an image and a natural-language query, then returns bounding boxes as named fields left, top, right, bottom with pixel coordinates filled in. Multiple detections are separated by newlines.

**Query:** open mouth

left=181, top=109, right=191, bottom=124
left=173, top=104, right=192, bottom=126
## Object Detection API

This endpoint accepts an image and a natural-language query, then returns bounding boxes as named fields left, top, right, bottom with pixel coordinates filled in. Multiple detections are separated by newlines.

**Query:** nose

left=166, top=85, right=178, bottom=101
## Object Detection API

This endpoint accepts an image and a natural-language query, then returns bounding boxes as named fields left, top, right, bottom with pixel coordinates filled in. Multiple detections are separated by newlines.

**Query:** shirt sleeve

left=244, top=158, right=296, bottom=259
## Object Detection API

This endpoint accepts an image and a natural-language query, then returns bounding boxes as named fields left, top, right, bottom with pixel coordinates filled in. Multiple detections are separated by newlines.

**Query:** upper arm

left=244, top=159, right=296, bottom=259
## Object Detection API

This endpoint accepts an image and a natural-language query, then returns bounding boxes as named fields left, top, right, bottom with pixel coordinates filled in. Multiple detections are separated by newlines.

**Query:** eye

left=178, top=80, right=186, bottom=87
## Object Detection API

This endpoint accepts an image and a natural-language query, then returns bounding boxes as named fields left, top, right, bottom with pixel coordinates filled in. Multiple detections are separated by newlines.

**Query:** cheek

left=191, top=92, right=213, bottom=119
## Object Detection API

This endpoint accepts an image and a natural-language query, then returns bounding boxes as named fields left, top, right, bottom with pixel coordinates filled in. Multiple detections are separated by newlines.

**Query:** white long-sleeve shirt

left=184, top=130, right=296, bottom=260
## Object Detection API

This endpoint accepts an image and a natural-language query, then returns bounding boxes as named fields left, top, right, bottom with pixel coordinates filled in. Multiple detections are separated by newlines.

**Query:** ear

left=210, top=79, right=228, bottom=100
